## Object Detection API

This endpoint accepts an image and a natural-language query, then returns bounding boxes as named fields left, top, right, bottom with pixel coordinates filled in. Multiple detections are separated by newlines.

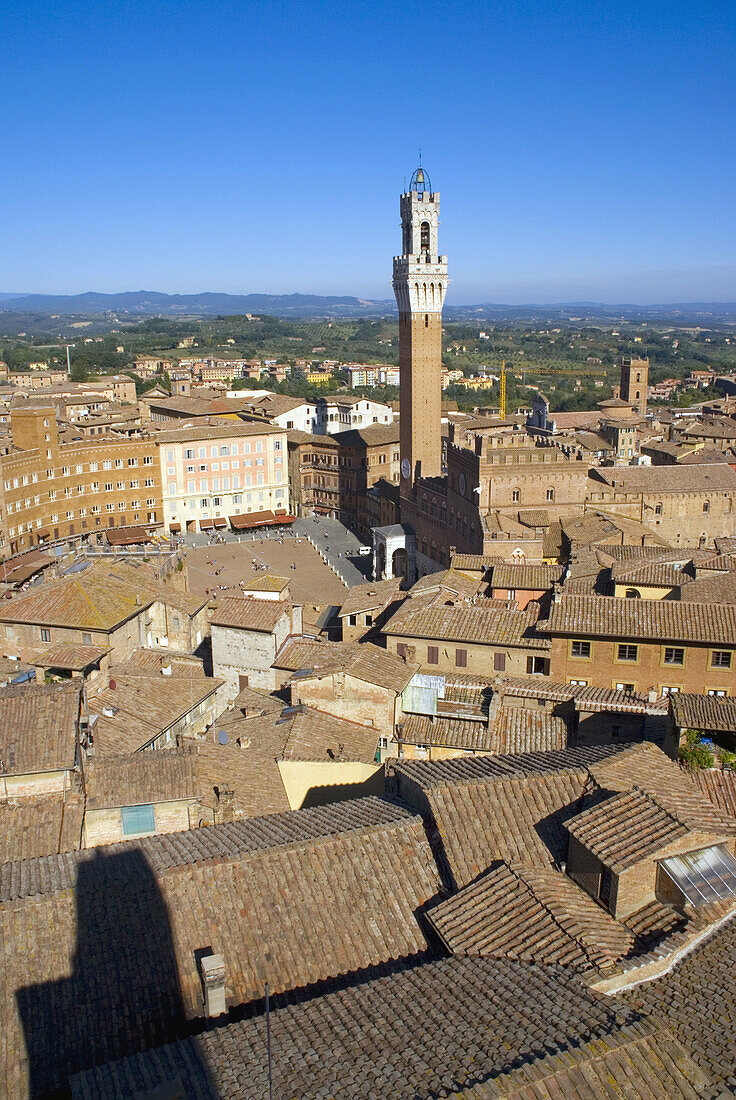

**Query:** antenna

left=418, top=147, right=422, bottom=165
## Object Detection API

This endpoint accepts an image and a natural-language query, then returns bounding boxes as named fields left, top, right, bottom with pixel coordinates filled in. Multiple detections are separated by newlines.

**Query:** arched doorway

left=392, top=547, right=408, bottom=579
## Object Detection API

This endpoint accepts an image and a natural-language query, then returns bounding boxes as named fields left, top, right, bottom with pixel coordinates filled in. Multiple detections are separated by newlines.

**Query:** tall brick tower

left=393, top=166, right=448, bottom=491
left=620, top=356, right=649, bottom=418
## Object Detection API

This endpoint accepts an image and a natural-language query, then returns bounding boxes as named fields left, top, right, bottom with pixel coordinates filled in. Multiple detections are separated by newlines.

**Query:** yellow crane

left=499, top=360, right=507, bottom=419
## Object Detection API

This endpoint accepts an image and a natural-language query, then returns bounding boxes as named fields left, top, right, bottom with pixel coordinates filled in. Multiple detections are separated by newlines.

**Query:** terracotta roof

left=491, top=705, right=568, bottom=755
left=0, top=560, right=205, bottom=631
left=384, top=602, right=550, bottom=649
left=409, top=568, right=484, bottom=601
left=622, top=912, right=736, bottom=1092
left=592, top=461, right=736, bottom=492
left=0, top=798, right=441, bottom=1095
left=401, top=712, right=496, bottom=752
left=692, top=770, right=736, bottom=818
left=272, top=635, right=329, bottom=670
left=427, top=860, right=634, bottom=970
left=195, top=715, right=291, bottom=816
left=567, top=787, right=697, bottom=871
left=449, top=553, right=502, bottom=572
left=333, top=421, right=400, bottom=446
left=495, top=675, right=577, bottom=703
left=491, top=563, right=564, bottom=590
left=671, top=692, right=736, bottom=733
left=209, top=596, right=288, bottom=632
left=87, top=672, right=220, bottom=755
left=295, top=641, right=416, bottom=694
left=0, top=793, right=84, bottom=862
left=85, top=747, right=199, bottom=808
left=241, top=573, right=290, bottom=593
left=338, top=577, right=403, bottom=617
left=545, top=593, right=736, bottom=645
left=517, top=509, right=550, bottom=528
left=0, top=681, right=80, bottom=774
left=679, top=570, right=736, bottom=604
left=29, top=642, right=110, bottom=670
left=610, top=560, right=691, bottom=588
left=280, top=705, right=379, bottom=763
left=67, top=956, right=696, bottom=1100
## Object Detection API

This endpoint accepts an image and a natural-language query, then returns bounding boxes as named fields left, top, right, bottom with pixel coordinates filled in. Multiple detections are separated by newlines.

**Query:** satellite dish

left=108, top=679, right=116, bottom=690
left=217, top=730, right=228, bottom=745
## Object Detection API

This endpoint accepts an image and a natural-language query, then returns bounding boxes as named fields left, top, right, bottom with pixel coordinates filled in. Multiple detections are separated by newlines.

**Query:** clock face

left=459, top=472, right=467, bottom=495
left=401, top=458, right=411, bottom=479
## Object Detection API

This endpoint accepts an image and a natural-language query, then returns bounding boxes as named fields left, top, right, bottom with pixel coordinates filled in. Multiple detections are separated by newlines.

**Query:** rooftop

left=546, top=593, right=736, bottom=645
left=0, top=681, right=80, bottom=774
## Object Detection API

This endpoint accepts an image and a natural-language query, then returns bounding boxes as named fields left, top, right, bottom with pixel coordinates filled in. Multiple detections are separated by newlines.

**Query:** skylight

left=659, top=845, right=736, bottom=907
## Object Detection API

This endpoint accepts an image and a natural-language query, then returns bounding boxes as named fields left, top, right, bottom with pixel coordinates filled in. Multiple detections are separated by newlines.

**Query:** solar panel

left=659, top=845, right=736, bottom=907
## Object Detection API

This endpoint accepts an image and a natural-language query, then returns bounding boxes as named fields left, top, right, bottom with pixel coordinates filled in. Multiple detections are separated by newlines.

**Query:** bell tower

left=393, top=166, right=448, bottom=490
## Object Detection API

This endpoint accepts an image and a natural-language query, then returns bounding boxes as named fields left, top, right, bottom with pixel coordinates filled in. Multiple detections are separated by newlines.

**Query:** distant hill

left=1, top=290, right=736, bottom=324
left=0, top=291, right=397, bottom=318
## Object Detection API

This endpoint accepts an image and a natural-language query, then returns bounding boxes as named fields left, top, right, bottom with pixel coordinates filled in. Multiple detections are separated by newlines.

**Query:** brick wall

left=84, top=798, right=195, bottom=847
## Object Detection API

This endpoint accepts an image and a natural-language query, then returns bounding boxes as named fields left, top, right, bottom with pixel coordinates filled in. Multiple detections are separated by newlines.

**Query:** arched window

left=635, top=390, right=640, bottom=399
left=546, top=488, right=555, bottom=502
left=512, top=488, right=520, bottom=503
left=636, top=373, right=641, bottom=382
left=420, top=221, right=430, bottom=252
left=625, top=588, right=641, bottom=599
left=425, top=314, right=429, bottom=328
left=655, top=503, right=662, bottom=515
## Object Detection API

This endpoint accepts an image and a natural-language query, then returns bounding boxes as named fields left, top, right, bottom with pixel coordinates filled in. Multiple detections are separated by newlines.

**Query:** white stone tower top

left=392, top=166, right=448, bottom=314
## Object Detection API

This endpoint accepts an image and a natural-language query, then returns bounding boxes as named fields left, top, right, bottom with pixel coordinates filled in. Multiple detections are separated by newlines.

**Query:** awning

left=36, top=530, right=50, bottom=539
left=169, top=523, right=181, bottom=533
left=213, top=517, right=228, bottom=528
left=105, top=525, right=152, bottom=546
left=199, top=518, right=214, bottom=530
left=229, top=510, right=296, bottom=530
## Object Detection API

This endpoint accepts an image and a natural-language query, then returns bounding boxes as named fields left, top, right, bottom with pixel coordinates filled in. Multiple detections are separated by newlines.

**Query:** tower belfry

left=393, top=166, right=448, bottom=489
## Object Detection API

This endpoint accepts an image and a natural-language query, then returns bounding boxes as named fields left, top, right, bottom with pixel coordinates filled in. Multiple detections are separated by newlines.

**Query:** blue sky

left=2, top=0, right=735, bottom=303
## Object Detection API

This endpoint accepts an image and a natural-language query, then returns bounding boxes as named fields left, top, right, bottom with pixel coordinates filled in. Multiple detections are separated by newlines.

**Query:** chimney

left=199, top=953, right=227, bottom=1017
left=216, top=787, right=236, bottom=823
left=161, top=661, right=172, bottom=676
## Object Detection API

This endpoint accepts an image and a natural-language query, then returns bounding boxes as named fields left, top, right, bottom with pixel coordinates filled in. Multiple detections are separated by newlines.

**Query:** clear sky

left=3, top=0, right=735, bottom=303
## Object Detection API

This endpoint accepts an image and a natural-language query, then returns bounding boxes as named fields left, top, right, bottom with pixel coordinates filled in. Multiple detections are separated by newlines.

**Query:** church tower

left=620, top=356, right=649, bottom=418
left=393, top=166, right=448, bottom=489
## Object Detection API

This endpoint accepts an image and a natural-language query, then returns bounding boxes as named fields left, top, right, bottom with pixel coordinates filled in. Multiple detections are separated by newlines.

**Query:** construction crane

left=499, top=360, right=507, bottom=419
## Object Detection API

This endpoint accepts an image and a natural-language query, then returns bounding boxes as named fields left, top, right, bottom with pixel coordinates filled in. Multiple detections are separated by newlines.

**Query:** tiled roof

left=0, top=793, right=84, bottom=862
left=29, top=642, right=110, bottom=670
left=491, top=563, right=564, bottom=590
left=692, top=770, right=736, bottom=818
left=272, top=635, right=328, bottom=670
left=85, top=747, right=200, bottom=808
left=449, top=553, right=502, bottom=571
left=67, top=956, right=674, bottom=1100
left=0, top=798, right=441, bottom=1096
left=296, top=641, right=416, bottom=694
left=195, top=715, right=291, bottom=816
left=545, top=593, right=736, bottom=645
left=409, top=568, right=484, bottom=601
left=517, top=509, right=550, bottom=528
left=491, top=706, right=568, bottom=755
left=87, top=672, right=220, bottom=755
left=447, top=1023, right=710, bottom=1099
left=671, top=692, right=736, bottom=733
left=280, top=706, right=379, bottom=762
left=610, top=560, right=691, bottom=588
left=566, top=788, right=694, bottom=871
left=622, top=914, right=736, bottom=1092
left=384, top=602, right=550, bottom=649
left=209, top=596, right=288, bottom=631
left=679, top=570, right=736, bottom=604
left=495, top=675, right=577, bottom=703
left=338, top=577, right=403, bottom=617
left=402, top=713, right=496, bottom=752
left=427, top=861, right=634, bottom=970
left=0, top=681, right=80, bottom=774
left=593, top=461, right=736, bottom=492
left=241, top=573, right=290, bottom=593
left=0, top=560, right=205, bottom=631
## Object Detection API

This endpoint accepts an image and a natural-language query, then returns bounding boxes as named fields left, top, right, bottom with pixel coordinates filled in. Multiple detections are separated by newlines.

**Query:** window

left=348, top=614, right=357, bottom=626
left=618, top=644, right=638, bottom=662
left=615, top=682, right=635, bottom=694
left=712, top=651, right=732, bottom=669
left=40, top=628, right=51, bottom=642
left=708, top=689, right=728, bottom=698
left=455, top=648, right=467, bottom=668
left=493, top=652, right=506, bottom=672
left=82, top=632, right=91, bottom=645
left=427, top=645, right=439, bottom=665
left=655, top=503, right=662, bottom=516
left=571, top=640, right=591, bottom=658
left=420, top=221, right=430, bottom=251
left=396, top=642, right=408, bottom=658
left=121, top=804, right=155, bottom=836
left=664, top=647, right=685, bottom=666
left=703, top=501, right=710, bottom=513
left=512, top=489, right=520, bottom=503
left=625, top=588, right=641, bottom=599
left=611, top=725, right=621, bottom=740
left=546, top=488, right=554, bottom=502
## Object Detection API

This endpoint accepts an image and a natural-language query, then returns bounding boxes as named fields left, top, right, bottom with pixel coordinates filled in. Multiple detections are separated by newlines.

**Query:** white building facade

left=156, top=423, right=289, bottom=533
